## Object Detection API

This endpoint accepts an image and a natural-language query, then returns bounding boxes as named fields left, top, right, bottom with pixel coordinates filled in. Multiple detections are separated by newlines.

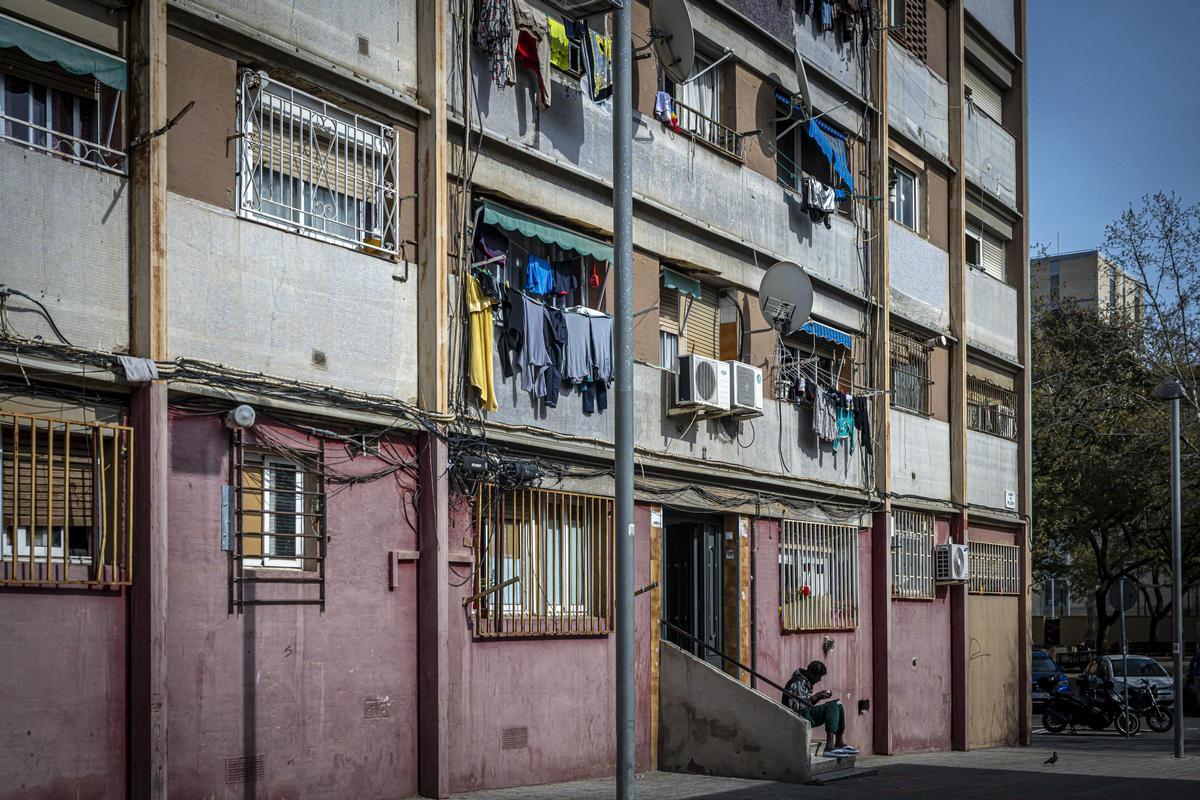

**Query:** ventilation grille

left=734, top=364, right=755, bottom=404
left=694, top=360, right=718, bottom=401
left=501, top=726, right=529, bottom=750
left=364, top=697, right=391, bottom=720
left=225, top=755, right=264, bottom=785
left=357, top=35, right=370, bottom=56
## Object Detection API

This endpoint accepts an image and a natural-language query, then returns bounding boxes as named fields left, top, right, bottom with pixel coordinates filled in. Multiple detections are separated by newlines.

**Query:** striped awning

left=661, top=267, right=701, bottom=300
left=482, top=201, right=613, bottom=263
left=0, top=13, right=126, bottom=91
left=802, top=320, right=853, bottom=349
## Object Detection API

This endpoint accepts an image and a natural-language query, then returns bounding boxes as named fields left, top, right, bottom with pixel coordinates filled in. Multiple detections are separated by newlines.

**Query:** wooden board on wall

left=649, top=506, right=663, bottom=767
left=968, top=594, right=1021, bottom=748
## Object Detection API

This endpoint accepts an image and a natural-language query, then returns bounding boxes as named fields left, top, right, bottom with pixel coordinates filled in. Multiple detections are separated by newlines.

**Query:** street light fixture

left=1152, top=377, right=1186, bottom=759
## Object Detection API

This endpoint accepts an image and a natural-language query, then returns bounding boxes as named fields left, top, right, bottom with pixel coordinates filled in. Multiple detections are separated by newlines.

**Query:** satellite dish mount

left=757, top=261, right=815, bottom=339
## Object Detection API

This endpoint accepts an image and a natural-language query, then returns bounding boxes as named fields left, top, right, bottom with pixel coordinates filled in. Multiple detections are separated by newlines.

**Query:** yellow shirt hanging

left=466, top=274, right=498, bottom=412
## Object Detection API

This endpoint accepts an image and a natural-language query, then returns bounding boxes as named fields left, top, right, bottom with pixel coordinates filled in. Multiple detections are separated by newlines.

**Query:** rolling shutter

left=965, top=66, right=1002, bottom=123
left=682, top=285, right=720, bottom=359
left=659, top=283, right=680, bottom=336
left=980, top=232, right=1005, bottom=282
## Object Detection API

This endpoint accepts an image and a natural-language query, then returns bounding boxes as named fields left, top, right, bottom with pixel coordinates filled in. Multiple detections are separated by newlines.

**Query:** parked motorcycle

left=1127, top=679, right=1174, bottom=733
left=1039, top=675, right=1140, bottom=735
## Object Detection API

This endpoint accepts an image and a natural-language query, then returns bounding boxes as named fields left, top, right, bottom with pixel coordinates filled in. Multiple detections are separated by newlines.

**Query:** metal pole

left=612, top=0, right=636, bottom=795
left=1170, top=396, right=1184, bottom=758
left=1119, top=579, right=1128, bottom=739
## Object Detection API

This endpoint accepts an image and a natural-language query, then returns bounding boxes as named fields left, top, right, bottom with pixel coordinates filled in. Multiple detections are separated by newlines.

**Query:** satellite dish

left=650, top=0, right=696, bottom=85
left=758, top=261, right=814, bottom=337
left=793, top=52, right=813, bottom=118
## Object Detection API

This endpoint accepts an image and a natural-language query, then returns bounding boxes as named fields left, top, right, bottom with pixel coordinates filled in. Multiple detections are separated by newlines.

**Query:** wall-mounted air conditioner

left=674, top=354, right=730, bottom=413
left=726, top=360, right=764, bottom=417
left=935, top=543, right=970, bottom=583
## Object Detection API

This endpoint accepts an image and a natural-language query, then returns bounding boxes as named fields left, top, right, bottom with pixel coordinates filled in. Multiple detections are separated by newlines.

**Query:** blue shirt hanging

left=525, top=254, right=555, bottom=295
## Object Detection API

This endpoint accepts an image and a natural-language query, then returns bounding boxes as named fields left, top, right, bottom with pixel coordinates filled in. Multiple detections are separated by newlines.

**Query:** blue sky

left=1028, top=0, right=1200, bottom=254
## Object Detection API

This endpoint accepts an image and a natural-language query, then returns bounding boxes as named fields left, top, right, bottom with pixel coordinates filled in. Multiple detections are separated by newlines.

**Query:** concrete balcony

left=965, top=0, right=1017, bottom=54
left=488, top=358, right=864, bottom=489
left=794, top=9, right=868, bottom=101
left=167, top=194, right=419, bottom=402
left=459, top=58, right=868, bottom=305
left=0, top=143, right=128, bottom=350
left=888, top=222, right=951, bottom=333
left=964, top=110, right=1018, bottom=211
left=966, top=269, right=1019, bottom=360
left=889, top=411, right=951, bottom=502
left=887, top=41, right=950, bottom=163
left=967, top=429, right=1019, bottom=512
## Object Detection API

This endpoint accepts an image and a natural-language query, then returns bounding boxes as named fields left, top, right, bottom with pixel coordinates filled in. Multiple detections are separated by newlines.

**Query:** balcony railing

left=967, top=376, right=1018, bottom=440
left=1, top=113, right=126, bottom=175
left=669, top=96, right=743, bottom=160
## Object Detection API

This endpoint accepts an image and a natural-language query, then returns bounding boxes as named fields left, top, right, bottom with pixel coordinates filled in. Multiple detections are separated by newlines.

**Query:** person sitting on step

left=782, top=659, right=858, bottom=758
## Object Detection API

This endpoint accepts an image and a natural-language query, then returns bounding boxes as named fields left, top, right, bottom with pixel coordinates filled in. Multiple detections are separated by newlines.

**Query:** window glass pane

left=5, top=76, right=31, bottom=141
left=660, top=331, right=678, bottom=371
left=268, top=463, right=298, bottom=558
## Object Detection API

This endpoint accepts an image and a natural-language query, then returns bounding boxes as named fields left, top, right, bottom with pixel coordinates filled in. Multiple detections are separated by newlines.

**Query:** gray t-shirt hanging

left=589, top=315, right=613, bottom=383
left=520, top=295, right=550, bottom=396
left=563, top=310, right=593, bottom=383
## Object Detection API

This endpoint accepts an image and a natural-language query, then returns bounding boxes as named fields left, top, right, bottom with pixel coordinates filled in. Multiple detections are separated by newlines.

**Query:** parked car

left=1184, top=650, right=1199, bottom=711
left=1033, top=649, right=1070, bottom=703
left=1084, top=655, right=1175, bottom=703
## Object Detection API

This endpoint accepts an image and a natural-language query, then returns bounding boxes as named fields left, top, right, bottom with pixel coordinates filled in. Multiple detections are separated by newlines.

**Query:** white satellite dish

left=758, top=261, right=814, bottom=337
left=649, top=0, right=696, bottom=85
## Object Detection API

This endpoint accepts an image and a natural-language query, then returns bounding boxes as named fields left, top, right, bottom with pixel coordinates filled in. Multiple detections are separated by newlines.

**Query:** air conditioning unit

left=726, top=360, right=764, bottom=417
left=674, top=354, right=730, bottom=413
left=935, top=543, right=970, bottom=583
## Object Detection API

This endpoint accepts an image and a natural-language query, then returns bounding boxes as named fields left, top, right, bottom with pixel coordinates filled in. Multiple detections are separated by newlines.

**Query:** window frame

left=967, top=375, right=1018, bottom=440
left=473, top=217, right=607, bottom=312
left=236, top=68, right=400, bottom=258
left=780, top=520, right=860, bottom=632
left=889, top=328, right=933, bottom=416
left=889, top=163, right=919, bottom=231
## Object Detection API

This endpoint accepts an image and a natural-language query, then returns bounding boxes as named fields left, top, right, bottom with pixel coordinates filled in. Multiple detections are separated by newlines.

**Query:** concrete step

left=807, top=766, right=878, bottom=785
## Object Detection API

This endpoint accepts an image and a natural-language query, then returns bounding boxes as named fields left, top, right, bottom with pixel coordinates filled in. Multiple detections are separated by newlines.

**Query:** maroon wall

left=447, top=495, right=652, bottom=793
left=166, top=414, right=419, bottom=799
left=888, top=515, right=954, bottom=753
left=752, top=518, right=875, bottom=753
left=0, top=590, right=125, bottom=800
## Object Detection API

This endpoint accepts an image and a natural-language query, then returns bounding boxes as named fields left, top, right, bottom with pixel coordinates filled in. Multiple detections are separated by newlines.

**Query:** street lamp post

left=1152, top=377, right=1186, bottom=759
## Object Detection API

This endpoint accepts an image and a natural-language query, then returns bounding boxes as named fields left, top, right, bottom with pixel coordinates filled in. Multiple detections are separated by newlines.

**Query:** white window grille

left=236, top=69, right=399, bottom=256
left=892, top=509, right=934, bottom=599
left=780, top=520, right=860, bottom=631
left=969, top=541, right=1020, bottom=595
left=0, top=47, right=126, bottom=174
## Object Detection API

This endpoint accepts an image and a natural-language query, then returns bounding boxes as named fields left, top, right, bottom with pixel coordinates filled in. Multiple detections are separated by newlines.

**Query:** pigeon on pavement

left=1044, top=752, right=1058, bottom=765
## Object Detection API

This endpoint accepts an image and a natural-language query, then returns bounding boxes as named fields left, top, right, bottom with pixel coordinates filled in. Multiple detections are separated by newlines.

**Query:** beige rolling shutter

left=659, top=283, right=680, bottom=335
left=682, top=285, right=720, bottom=359
left=965, top=65, right=1003, bottom=123
left=247, top=126, right=379, bottom=200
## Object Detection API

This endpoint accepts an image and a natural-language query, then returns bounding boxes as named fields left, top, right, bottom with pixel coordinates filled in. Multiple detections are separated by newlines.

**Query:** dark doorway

left=664, top=517, right=723, bottom=666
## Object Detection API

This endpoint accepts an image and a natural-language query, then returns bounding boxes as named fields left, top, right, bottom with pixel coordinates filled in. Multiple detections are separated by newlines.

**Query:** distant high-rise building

left=1032, top=250, right=1145, bottom=323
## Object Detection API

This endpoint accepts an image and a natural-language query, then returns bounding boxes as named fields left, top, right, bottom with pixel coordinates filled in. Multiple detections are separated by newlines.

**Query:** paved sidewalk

left=456, top=740, right=1200, bottom=799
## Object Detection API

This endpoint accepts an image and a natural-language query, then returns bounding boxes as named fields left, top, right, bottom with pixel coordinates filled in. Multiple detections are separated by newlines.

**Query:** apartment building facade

left=1031, top=248, right=1145, bottom=321
left=0, top=1, right=1029, bottom=798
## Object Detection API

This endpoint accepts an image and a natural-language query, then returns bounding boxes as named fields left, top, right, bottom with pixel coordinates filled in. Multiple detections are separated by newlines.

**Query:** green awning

left=0, top=14, right=126, bottom=91
left=661, top=267, right=701, bottom=300
left=482, top=201, right=613, bottom=263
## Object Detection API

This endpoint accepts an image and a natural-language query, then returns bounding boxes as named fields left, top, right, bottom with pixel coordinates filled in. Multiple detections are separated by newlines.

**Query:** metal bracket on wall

left=388, top=549, right=419, bottom=590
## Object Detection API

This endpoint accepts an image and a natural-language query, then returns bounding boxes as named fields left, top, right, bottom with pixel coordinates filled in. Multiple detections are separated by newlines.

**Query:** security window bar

left=231, top=431, right=327, bottom=612
left=780, top=520, right=860, bottom=631
left=892, top=510, right=934, bottom=599
left=969, top=541, right=1020, bottom=595
left=0, top=48, right=126, bottom=174
left=236, top=69, right=399, bottom=257
left=1, top=412, right=133, bottom=588
left=890, top=329, right=932, bottom=415
left=967, top=376, right=1018, bottom=440
left=472, top=484, right=613, bottom=638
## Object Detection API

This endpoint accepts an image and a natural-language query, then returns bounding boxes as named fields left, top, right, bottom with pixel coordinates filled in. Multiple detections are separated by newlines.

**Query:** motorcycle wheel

left=1114, top=711, right=1141, bottom=736
left=1043, top=709, right=1068, bottom=734
left=1147, top=708, right=1173, bottom=733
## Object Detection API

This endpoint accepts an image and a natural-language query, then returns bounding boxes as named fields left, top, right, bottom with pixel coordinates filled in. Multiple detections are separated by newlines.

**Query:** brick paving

left=455, top=722, right=1200, bottom=800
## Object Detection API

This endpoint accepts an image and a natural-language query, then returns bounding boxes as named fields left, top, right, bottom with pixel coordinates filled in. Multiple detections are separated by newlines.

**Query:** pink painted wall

left=447, top=496, right=652, bottom=793
left=166, top=414, right=419, bottom=799
left=887, top=515, right=953, bottom=753
left=0, top=591, right=125, bottom=800
left=751, top=518, right=875, bottom=753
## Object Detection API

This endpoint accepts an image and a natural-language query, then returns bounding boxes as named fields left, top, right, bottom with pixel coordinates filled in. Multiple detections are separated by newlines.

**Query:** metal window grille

left=968, top=541, right=1020, bottom=595
left=967, top=376, right=1018, bottom=440
left=890, top=329, right=932, bottom=414
left=780, top=520, right=860, bottom=631
left=230, top=432, right=327, bottom=612
left=236, top=69, right=399, bottom=256
left=1, top=412, right=133, bottom=588
left=0, top=47, right=126, bottom=174
left=471, top=484, right=613, bottom=638
left=891, top=510, right=934, bottom=599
